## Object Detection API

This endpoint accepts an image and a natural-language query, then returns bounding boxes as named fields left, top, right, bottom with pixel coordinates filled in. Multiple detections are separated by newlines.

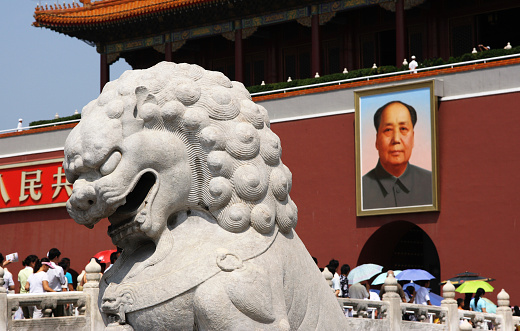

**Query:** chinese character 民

left=19, top=170, right=42, bottom=202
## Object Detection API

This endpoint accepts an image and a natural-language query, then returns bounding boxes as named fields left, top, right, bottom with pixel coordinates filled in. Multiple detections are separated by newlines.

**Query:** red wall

left=270, top=91, right=520, bottom=303
left=1, top=92, right=519, bottom=302
left=0, top=150, right=114, bottom=288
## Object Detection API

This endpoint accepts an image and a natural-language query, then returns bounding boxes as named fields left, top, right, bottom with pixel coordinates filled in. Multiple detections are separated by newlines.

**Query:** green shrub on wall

left=29, top=46, right=520, bottom=124
left=30, top=113, right=81, bottom=127
left=247, top=46, right=520, bottom=95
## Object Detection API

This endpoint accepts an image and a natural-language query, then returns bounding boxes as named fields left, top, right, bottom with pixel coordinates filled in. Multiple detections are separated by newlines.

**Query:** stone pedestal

left=382, top=274, right=401, bottom=331
left=83, top=258, right=105, bottom=331
left=441, top=281, right=459, bottom=331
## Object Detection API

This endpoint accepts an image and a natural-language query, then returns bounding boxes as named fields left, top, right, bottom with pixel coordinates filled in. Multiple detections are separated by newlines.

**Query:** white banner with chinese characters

left=0, top=158, right=71, bottom=213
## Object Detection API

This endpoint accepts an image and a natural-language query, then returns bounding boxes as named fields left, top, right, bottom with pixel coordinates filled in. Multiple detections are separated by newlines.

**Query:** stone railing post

left=459, top=319, right=472, bottom=331
left=322, top=268, right=333, bottom=287
left=496, top=289, right=513, bottom=331
left=382, top=274, right=401, bottom=331
left=441, top=281, right=459, bottom=330
left=83, top=258, right=105, bottom=330
left=0, top=267, right=7, bottom=330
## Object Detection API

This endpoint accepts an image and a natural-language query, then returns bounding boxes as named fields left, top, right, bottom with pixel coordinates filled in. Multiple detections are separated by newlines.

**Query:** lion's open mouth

left=108, top=171, right=157, bottom=239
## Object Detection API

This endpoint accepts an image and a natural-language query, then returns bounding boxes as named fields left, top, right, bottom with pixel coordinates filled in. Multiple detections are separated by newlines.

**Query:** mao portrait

left=355, top=81, right=439, bottom=216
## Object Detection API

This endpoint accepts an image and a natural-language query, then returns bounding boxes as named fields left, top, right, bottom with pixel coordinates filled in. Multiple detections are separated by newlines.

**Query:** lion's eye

left=100, top=151, right=122, bottom=176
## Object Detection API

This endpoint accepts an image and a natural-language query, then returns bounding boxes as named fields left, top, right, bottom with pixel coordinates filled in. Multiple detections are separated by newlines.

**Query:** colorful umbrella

left=93, top=249, right=117, bottom=264
left=372, top=270, right=402, bottom=285
left=347, top=263, right=383, bottom=285
left=482, top=298, right=497, bottom=314
left=395, top=269, right=435, bottom=281
left=455, top=280, right=494, bottom=294
left=440, top=271, right=495, bottom=286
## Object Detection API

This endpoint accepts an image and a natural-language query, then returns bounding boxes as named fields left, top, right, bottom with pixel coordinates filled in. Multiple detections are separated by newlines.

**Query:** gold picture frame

left=355, top=80, right=439, bottom=216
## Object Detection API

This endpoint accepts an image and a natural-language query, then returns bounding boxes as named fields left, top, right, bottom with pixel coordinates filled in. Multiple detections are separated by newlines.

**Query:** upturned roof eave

left=33, top=0, right=227, bottom=28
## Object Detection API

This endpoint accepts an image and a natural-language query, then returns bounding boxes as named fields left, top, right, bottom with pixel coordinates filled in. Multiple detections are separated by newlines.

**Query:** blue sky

left=0, top=1, right=131, bottom=132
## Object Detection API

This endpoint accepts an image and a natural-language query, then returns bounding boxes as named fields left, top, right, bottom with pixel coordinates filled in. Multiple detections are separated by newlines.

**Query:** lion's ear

left=135, top=86, right=158, bottom=118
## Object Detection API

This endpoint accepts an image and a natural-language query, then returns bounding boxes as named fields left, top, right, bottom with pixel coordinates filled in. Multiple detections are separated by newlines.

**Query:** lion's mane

left=82, top=62, right=297, bottom=234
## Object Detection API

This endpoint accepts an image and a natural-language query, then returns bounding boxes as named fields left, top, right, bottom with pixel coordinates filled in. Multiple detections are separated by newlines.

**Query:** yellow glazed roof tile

left=34, top=0, right=222, bottom=26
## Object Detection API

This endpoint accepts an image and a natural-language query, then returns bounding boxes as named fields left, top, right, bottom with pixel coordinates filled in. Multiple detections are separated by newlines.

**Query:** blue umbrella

left=429, top=292, right=443, bottom=306
left=396, top=269, right=435, bottom=281
left=402, top=282, right=421, bottom=292
left=372, top=270, right=403, bottom=285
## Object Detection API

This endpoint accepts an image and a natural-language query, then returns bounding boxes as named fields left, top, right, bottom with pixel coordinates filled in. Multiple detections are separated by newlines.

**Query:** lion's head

left=64, top=62, right=297, bottom=247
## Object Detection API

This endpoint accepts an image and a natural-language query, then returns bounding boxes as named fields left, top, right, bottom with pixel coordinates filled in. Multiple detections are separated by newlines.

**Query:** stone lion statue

left=64, top=62, right=347, bottom=330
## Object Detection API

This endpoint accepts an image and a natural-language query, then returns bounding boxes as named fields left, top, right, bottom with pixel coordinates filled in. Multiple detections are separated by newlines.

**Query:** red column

left=311, top=13, right=321, bottom=76
left=100, top=53, right=109, bottom=93
left=267, top=40, right=277, bottom=84
left=344, top=23, right=354, bottom=71
left=395, top=0, right=405, bottom=66
left=165, top=42, right=172, bottom=62
left=235, top=28, right=243, bottom=82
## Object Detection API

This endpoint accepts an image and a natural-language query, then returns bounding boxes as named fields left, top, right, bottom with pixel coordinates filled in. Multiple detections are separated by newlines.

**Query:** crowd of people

left=1, top=248, right=119, bottom=319
left=317, top=258, right=432, bottom=304
left=315, top=257, right=520, bottom=321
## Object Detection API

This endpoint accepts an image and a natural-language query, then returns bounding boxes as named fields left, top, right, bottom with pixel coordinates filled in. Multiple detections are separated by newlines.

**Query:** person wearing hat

left=17, top=119, right=23, bottom=132
left=408, top=56, right=418, bottom=73
left=25, top=258, right=56, bottom=319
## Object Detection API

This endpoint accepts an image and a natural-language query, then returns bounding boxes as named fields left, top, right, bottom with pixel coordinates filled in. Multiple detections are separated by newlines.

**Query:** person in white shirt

left=0, top=253, right=15, bottom=292
left=104, top=251, right=120, bottom=273
left=25, top=258, right=56, bottom=318
left=47, top=248, right=67, bottom=316
left=408, top=55, right=418, bottom=73
left=414, top=280, right=431, bottom=305
left=17, top=119, right=23, bottom=132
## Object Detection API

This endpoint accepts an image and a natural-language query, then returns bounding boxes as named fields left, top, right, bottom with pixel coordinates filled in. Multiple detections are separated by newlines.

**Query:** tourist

left=469, top=288, right=487, bottom=313
left=368, top=287, right=380, bottom=301
left=17, top=119, right=23, bottom=132
left=457, top=298, right=464, bottom=310
left=513, top=305, right=520, bottom=316
left=404, top=285, right=415, bottom=303
left=349, top=281, right=369, bottom=300
left=58, top=258, right=74, bottom=291
left=463, top=293, right=473, bottom=310
left=105, top=251, right=119, bottom=273
left=312, top=256, right=324, bottom=272
left=379, top=271, right=407, bottom=302
left=414, top=280, right=431, bottom=305
left=47, top=248, right=67, bottom=316
left=58, top=258, right=74, bottom=316
left=18, top=254, right=38, bottom=318
left=25, top=258, right=55, bottom=319
left=0, top=253, right=15, bottom=292
left=339, top=264, right=350, bottom=298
